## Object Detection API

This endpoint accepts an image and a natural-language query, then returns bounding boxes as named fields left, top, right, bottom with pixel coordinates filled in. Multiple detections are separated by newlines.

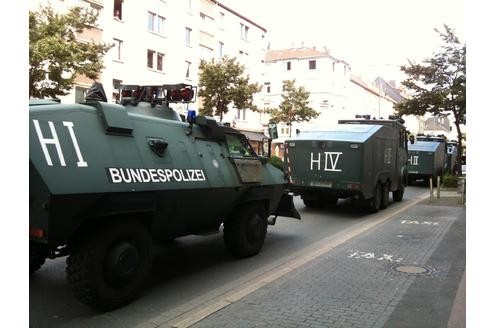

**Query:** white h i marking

left=33, top=119, right=66, bottom=166
left=32, top=120, right=88, bottom=167
left=63, top=121, right=88, bottom=167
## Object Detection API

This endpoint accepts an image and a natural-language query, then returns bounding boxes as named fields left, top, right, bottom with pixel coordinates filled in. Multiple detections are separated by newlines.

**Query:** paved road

left=29, top=186, right=428, bottom=328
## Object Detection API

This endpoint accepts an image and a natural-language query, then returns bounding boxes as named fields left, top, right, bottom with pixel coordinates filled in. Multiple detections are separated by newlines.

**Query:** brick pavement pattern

left=191, top=202, right=465, bottom=328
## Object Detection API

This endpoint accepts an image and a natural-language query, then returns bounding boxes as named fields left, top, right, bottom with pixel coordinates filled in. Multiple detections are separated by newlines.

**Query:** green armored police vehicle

left=407, top=135, right=447, bottom=185
left=284, top=118, right=408, bottom=212
left=29, top=82, right=300, bottom=310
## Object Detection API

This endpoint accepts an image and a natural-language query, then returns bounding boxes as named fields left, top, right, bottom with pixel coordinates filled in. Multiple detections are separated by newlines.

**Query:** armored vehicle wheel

left=30, top=241, right=48, bottom=274
left=223, top=203, right=268, bottom=258
left=303, top=198, right=320, bottom=207
left=325, top=197, right=338, bottom=207
left=380, top=183, right=389, bottom=209
left=66, top=221, right=152, bottom=310
left=393, top=185, right=405, bottom=202
left=369, top=183, right=382, bottom=213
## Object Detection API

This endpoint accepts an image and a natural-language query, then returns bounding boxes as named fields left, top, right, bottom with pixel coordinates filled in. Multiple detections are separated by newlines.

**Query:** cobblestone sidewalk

left=191, top=199, right=466, bottom=328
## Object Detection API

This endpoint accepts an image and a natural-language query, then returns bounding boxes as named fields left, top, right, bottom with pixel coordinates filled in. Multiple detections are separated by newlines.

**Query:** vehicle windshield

left=225, top=133, right=257, bottom=158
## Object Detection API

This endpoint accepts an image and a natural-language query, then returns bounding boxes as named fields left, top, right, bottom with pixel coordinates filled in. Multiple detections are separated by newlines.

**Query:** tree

left=198, top=56, right=261, bottom=122
left=395, top=25, right=466, bottom=174
left=266, top=80, right=320, bottom=137
left=29, top=4, right=111, bottom=98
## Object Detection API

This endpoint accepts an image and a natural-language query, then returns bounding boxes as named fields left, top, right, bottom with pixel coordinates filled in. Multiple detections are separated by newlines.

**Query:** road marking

left=153, top=192, right=431, bottom=328
left=347, top=251, right=403, bottom=263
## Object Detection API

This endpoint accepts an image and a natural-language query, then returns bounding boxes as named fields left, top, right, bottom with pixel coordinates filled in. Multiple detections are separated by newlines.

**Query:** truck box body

left=407, top=140, right=446, bottom=182
left=285, top=120, right=408, bottom=205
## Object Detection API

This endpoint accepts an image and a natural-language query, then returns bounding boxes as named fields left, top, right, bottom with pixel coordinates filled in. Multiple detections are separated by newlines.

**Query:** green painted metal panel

left=286, top=140, right=363, bottom=190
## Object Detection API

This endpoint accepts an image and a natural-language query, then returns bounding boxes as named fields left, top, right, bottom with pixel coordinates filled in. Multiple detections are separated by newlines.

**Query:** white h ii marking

left=32, top=120, right=88, bottom=167
left=408, top=155, right=419, bottom=165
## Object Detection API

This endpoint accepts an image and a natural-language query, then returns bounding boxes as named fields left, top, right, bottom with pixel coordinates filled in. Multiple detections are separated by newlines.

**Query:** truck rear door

left=285, top=140, right=363, bottom=190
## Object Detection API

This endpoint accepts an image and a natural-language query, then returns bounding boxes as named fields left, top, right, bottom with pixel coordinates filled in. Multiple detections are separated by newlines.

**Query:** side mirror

left=268, top=123, right=278, bottom=139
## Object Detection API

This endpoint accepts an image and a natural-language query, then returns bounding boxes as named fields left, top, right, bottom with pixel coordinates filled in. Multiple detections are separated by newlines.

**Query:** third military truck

left=284, top=118, right=409, bottom=212
left=407, top=135, right=447, bottom=185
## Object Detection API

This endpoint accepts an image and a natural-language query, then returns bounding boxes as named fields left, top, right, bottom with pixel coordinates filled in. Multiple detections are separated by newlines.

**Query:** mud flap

left=269, top=193, right=301, bottom=224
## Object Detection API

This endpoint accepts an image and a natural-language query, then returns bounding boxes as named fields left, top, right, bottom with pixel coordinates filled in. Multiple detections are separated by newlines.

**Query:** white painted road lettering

left=33, top=119, right=88, bottom=167
left=107, top=167, right=207, bottom=184
left=347, top=250, right=403, bottom=263
left=401, top=220, right=439, bottom=226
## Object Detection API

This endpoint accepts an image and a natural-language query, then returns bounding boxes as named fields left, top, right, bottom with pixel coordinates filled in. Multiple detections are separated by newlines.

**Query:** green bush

left=268, top=156, right=283, bottom=170
left=442, top=173, right=458, bottom=188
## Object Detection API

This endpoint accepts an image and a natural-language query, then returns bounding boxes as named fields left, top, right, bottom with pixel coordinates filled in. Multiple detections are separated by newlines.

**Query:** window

left=148, top=12, right=166, bottom=35
left=286, top=61, right=291, bottom=71
left=309, top=60, right=316, bottom=70
left=114, top=0, right=123, bottom=20
left=157, top=16, right=165, bottom=34
left=236, top=108, right=246, bottom=120
left=185, top=27, right=192, bottom=46
left=113, top=38, right=123, bottom=61
left=157, top=53, right=164, bottom=71
left=240, top=23, right=249, bottom=40
left=200, top=45, right=213, bottom=60
left=264, top=82, right=271, bottom=93
left=219, top=12, right=225, bottom=28
left=147, top=50, right=164, bottom=71
left=226, top=134, right=256, bottom=158
left=218, top=41, right=224, bottom=58
left=148, top=12, right=154, bottom=30
left=185, top=61, right=191, bottom=78
left=187, top=0, right=192, bottom=12
left=147, top=50, right=155, bottom=68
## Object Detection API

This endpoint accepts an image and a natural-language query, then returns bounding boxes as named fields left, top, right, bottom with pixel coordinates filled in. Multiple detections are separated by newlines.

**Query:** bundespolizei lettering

left=106, top=167, right=207, bottom=184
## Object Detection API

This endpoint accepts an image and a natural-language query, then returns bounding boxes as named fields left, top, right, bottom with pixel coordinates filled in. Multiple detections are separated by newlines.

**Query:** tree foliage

left=198, top=57, right=261, bottom=121
left=395, top=25, right=465, bottom=173
left=29, top=4, right=111, bottom=98
left=266, top=80, right=320, bottom=137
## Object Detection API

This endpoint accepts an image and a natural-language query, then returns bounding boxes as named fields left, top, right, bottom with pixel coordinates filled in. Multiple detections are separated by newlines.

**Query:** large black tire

left=324, top=196, right=338, bottom=207
left=66, top=221, right=152, bottom=310
left=369, top=183, right=382, bottom=213
left=223, top=203, right=268, bottom=258
left=303, top=198, right=320, bottom=207
left=30, top=241, right=48, bottom=275
left=380, top=183, right=389, bottom=209
left=393, top=185, right=405, bottom=202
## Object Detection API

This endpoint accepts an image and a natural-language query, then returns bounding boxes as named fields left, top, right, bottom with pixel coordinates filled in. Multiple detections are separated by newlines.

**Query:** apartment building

left=262, top=47, right=353, bottom=135
left=262, top=46, right=404, bottom=156
left=30, top=0, right=269, bottom=125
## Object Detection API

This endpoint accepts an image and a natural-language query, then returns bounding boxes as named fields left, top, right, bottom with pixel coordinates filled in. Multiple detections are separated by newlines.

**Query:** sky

left=227, top=0, right=466, bottom=81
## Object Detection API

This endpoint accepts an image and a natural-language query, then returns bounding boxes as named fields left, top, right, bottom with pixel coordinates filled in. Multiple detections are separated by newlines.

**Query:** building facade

left=261, top=46, right=400, bottom=157
left=30, top=0, right=269, bottom=123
